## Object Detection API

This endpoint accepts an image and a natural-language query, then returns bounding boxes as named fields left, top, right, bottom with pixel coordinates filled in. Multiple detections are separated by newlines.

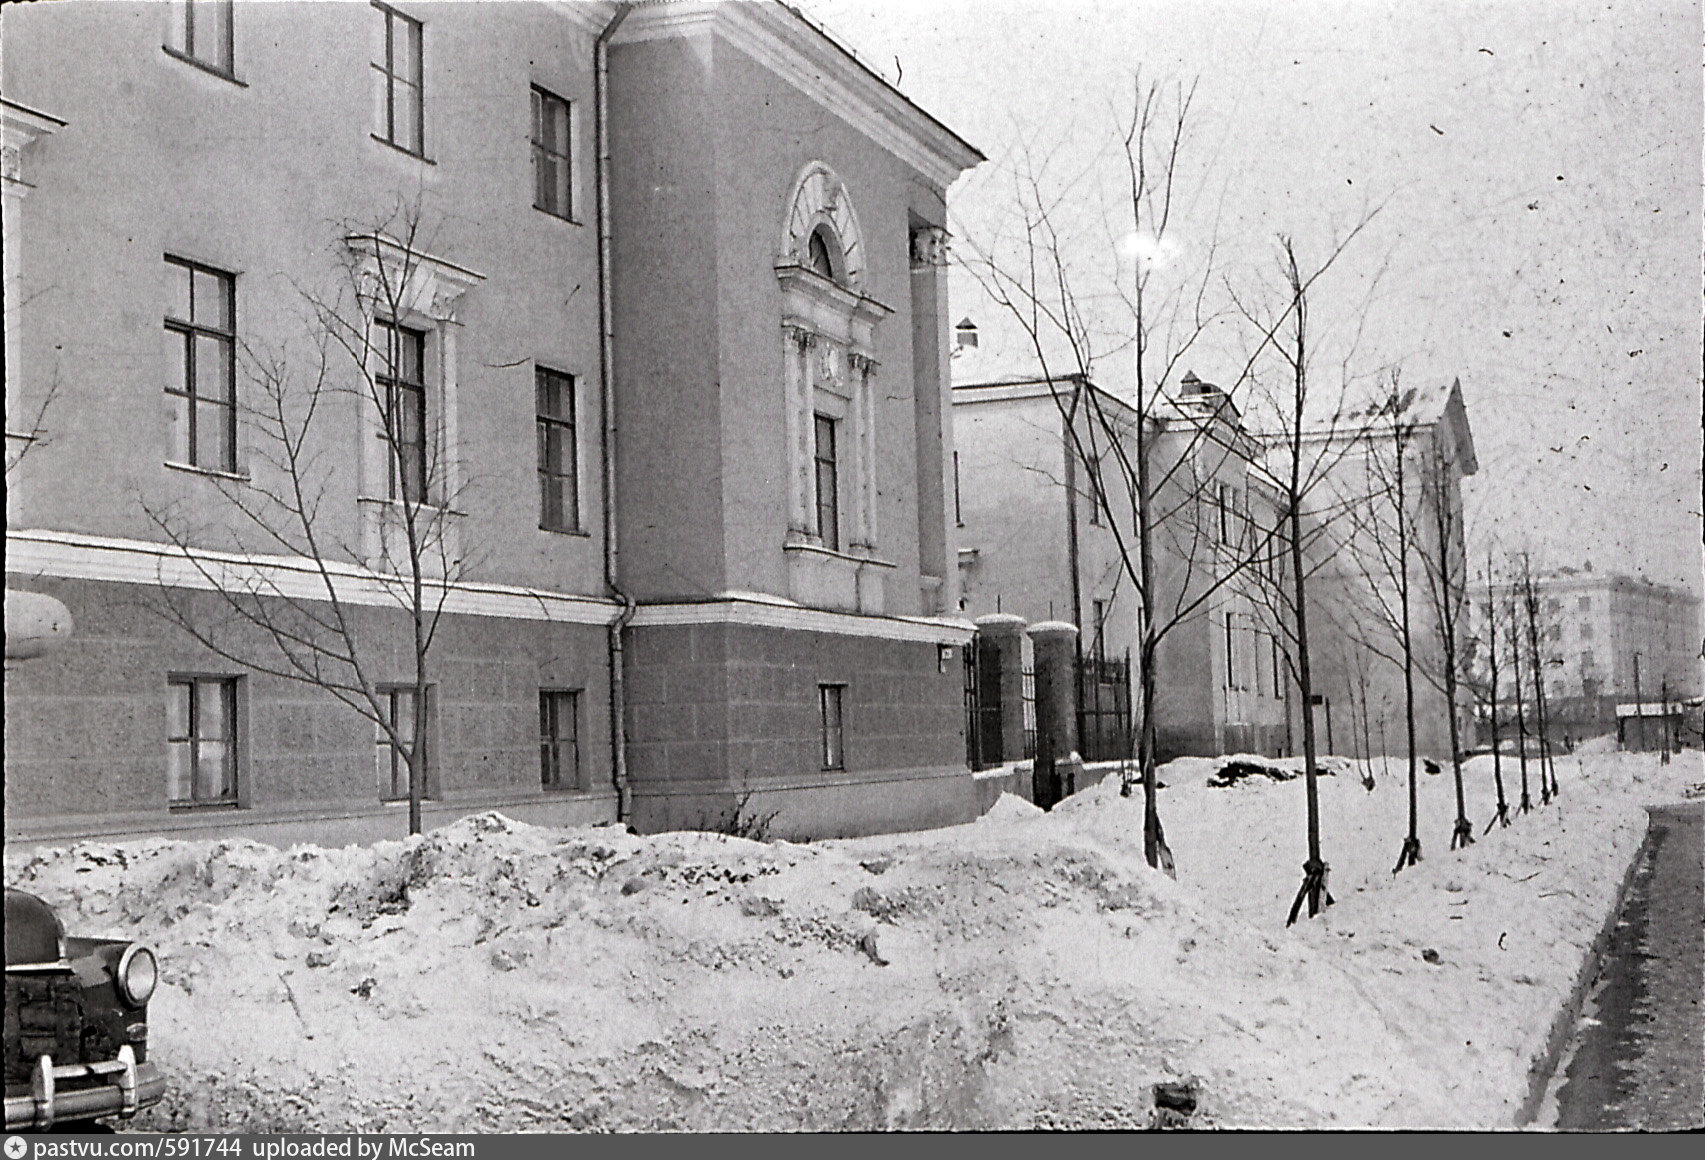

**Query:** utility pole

left=1632, top=651, right=1643, bottom=752
left=1660, top=673, right=1671, bottom=764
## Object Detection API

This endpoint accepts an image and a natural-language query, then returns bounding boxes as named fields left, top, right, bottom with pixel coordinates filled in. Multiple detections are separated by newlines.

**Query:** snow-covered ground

left=5, top=748, right=1698, bottom=1131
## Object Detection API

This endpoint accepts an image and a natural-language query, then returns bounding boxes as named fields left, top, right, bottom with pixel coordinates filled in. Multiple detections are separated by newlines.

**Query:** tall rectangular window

left=375, top=321, right=428, bottom=503
left=953, top=450, right=963, bottom=527
left=1086, top=453, right=1103, bottom=525
left=536, top=368, right=579, bottom=531
left=167, top=0, right=234, bottom=74
left=372, top=3, right=423, bottom=156
left=377, top=686, right=422, bottom=802
left=1091, top=598, right=1107, bottom=659
left=1224, top=614, right=1236, bottom=688
left=814, top=414, right=840, bottom=552
left=531, top=86, right=574, bottom=220
left=539, top=689, right=581, bottom=790
left=820, top=684, right=845, bottom=770
left=167, top=677, right=237, bottom=806
left=165, top=257, right=237, bottom=472
left=1217, top=483, right=1231, bottom=544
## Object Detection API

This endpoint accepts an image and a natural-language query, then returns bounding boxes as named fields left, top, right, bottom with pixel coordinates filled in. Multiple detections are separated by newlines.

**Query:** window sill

left=541, top=783, right=589, bottom=794
left=166, top=460, right=249, bottom=482
left=169, top=800, right=241, bottom=813
left=161, top=46, right=247, bottom=87
left=358, top=494, right=462, bottom=517
left=371, top=135, right=435, bottom=165
left=533, top=206, right=584, bottom=227
left=540, top=525, right=591, bottom=537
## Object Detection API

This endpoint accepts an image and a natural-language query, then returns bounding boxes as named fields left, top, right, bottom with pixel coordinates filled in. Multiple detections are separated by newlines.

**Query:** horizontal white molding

left=627, top=762, right=971, bottom=800
left=4, top=531, right=979, bottom=644
left=4, top=529, right=621, bottom=626
left=630, top=590, right=977, bottom=645
left=613, top=2, right=981, bottom=190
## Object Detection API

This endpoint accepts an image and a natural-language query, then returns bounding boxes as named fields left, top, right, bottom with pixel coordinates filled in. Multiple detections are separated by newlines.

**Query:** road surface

left=1553, top=800, right=1703, bottom=1131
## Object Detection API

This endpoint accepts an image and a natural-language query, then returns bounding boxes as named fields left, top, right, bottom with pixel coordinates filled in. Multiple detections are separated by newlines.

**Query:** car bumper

left=5, top=1046, right=165, bottom=1130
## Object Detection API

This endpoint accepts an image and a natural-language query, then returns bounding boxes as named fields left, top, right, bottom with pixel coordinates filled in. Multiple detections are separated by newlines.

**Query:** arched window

left=808, top=228, right=837, bottom=281
left=776, top=162, right=893, bottom=613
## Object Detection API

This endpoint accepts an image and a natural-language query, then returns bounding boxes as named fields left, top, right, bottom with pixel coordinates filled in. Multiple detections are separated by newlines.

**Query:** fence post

left=974, top=613, right=1029, bottom=772
left=1028, top=620, right=1082, bottom=808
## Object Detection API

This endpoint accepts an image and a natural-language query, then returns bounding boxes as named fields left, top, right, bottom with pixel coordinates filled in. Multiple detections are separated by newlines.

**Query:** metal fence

left=1077, top=651, right=1133, bottom=762
left=963, top=636, right=1004, bottom=771
left=1021, top=661, right=1037, bottom=760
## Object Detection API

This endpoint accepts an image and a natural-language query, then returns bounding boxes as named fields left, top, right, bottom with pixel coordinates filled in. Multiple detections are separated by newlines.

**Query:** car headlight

left=116, top=944, right=157, bottom=1007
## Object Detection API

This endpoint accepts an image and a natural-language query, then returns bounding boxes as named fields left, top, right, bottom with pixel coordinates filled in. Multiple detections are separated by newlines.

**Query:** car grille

left=4, top=973, right=118, bottom=1087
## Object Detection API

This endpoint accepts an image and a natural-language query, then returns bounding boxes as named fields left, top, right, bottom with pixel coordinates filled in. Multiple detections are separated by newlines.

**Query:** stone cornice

left=613, top=1, right=983, bottom=190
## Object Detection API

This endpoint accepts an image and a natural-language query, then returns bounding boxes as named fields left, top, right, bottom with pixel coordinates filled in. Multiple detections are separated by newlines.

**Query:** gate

left=1077, top=650, right=1134, bottom=762
left=1021, top=661, right=1038, bottom=760
left=963, top=635, right=1003, bottom=770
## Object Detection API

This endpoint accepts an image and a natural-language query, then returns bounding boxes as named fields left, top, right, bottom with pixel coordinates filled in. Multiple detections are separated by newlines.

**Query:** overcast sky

left=800, top=0, right=1701, bottom=596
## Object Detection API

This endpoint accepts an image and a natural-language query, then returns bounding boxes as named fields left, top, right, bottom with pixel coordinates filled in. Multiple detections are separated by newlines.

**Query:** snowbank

left=5, top=751, right=1697, bottom=1131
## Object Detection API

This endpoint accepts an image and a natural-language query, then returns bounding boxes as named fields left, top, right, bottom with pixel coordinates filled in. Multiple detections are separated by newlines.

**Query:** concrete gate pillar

left=973, top=613, right=1028, bottom=770
left=1027, top=620, right=1082, bottom=809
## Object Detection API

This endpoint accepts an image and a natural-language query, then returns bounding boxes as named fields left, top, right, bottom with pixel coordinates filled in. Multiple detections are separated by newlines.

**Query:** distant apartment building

left=3, top=1, right=983, bottom=847
left=1469, top=567, right=1703, bottom=742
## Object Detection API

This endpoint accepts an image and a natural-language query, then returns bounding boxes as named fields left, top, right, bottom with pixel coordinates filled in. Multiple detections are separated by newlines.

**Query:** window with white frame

left=539, top=689, right=581, bottom=790
left=166, top=0, right=234, bottom=76
left=531, top=86, right=575, bottom=220
left=346, top=234, right=483, bottom=567
left=165, top=257, right=237, bottom=472
left=372, top=2, right=424, bottom=156
left=374, top=320, right=428, bottom=503
left=820, top=684, right=846, bottom=770
left=377, top=685, right=424, bottom=802
left=167, top=676, right=237, bottom=806
left=536, top=368, right=580, bottom=532
left=778, top=163, right=889, bottom=558
left=814, top=413, right=840, bottom=552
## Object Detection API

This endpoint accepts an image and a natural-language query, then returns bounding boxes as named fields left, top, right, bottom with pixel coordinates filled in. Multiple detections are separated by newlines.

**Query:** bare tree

left=1516, top=553, right=1561, bottom=802
left=1230, top=224, right=1390, bottom=924
left=1506, top=585, right=1534, bottom=815
left=1336, top=375, right=1425, bottom=873
left=1416, top=438, right=1474, bottom=848
left=142, top=203, right=475, bottom=836
left=962, top=76, right=1285, bottom=874
left=1468, top=548, right=1511, bottom=831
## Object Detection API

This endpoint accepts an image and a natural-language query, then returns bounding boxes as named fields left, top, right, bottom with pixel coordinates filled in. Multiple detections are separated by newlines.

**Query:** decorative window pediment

left=345, top=232, right=485, bottom=322
left=781, top=162, right=865, bottom=291
left=776, top=162, right=894, bottom=615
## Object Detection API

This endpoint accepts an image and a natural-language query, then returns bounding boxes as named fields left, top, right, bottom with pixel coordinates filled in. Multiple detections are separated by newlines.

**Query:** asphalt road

left=1553, top=799, right=1704, bottom=1131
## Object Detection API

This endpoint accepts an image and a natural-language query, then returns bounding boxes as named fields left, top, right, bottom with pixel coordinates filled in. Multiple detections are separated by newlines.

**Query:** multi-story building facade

left=953, top=356, right=1478, bottom=766
left=1468, top=567, right=1703, bottom=743
left=951, top=366, right=1290, bottom=763
left=3, top=0, right=982, bottom=847
left=1295, top=378, right=1479, bottom=763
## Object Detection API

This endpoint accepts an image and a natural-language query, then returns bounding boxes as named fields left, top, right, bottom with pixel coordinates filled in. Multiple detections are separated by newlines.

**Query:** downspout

left=1062, top=378, right=1085, bottom=741
left=598, top=2, right=636, bottom=822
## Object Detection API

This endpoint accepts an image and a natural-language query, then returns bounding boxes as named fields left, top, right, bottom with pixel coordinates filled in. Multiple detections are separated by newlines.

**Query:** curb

left=1515, top=805, right=1655, bottom=1126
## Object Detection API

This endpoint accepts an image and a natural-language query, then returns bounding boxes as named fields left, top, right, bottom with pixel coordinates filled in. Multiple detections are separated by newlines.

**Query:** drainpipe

left=598, top=3, right=636, bottom=822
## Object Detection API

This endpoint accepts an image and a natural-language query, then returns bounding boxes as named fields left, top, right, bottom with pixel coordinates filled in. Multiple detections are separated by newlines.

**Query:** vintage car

left=4, top=888, right=166, bottom=1130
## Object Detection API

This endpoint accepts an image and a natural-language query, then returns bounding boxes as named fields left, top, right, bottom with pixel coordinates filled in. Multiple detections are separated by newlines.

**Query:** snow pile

left=4, top=751, right=1697, bottom=1131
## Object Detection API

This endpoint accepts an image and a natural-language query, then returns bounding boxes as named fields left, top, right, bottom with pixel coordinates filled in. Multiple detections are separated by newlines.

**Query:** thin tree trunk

left=1511, top=596, right=1532, bottom=813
